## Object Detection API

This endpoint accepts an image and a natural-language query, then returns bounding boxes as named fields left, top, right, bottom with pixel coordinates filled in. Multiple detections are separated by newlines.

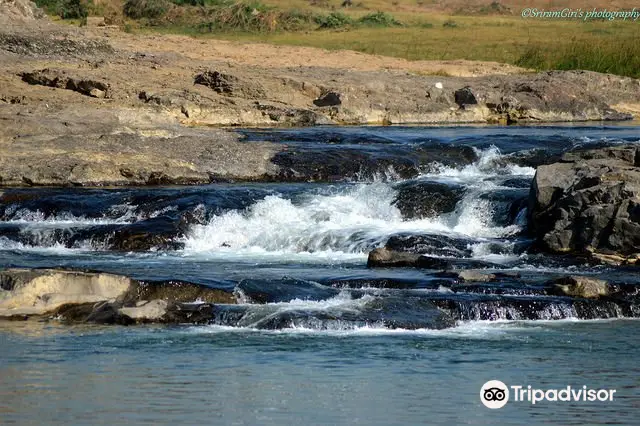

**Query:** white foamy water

left=185, top=317, right=596, bottom=338
left=2, top=208, right=129, bottom=227
left=420, top=145, right=535, bottom=184
left=183, top=147, right=531, bottom=259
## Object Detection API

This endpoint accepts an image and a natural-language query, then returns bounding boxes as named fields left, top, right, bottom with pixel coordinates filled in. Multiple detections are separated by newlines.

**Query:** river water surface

left=1, top=125, right=639, bottom=425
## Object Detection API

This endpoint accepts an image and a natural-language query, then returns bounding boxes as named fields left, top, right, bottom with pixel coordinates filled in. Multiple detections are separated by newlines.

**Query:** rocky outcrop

left=528, top=145, right=640, bottom=262
left=0, top=109, right=280, bottom=186
left=194, top=70, right=266, bottom=99
left=0, top=268, right=236, bottom=323
left=20, top=69, right=110, bottom=98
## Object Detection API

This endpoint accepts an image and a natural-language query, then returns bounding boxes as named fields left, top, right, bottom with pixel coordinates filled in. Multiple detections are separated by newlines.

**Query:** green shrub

left=358, top=11, right=400, bottom=27
left=123, top=0, right=170, bottom=19
left=197, top=1, right=280, bottom=32
left=35, top=0, right=92, bottom=21
left=315, top=11, right=353, bottom=29
left=34, top=0, right=59, bottom=14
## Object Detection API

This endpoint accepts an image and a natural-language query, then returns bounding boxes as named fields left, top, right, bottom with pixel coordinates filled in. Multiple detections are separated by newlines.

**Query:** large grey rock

left=0, top=109, right=280, bottom=186
left=528, top=145, right=640, bottom=260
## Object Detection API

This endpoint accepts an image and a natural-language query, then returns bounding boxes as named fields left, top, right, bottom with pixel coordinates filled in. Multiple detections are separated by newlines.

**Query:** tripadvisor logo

left=480, top=380, right=617, bottom=409
left=480, top=380, right=509, bottom=409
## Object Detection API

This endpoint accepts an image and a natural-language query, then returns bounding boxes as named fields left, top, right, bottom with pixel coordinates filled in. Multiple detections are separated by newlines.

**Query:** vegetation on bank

left=36, top=0, right=640, bottom=79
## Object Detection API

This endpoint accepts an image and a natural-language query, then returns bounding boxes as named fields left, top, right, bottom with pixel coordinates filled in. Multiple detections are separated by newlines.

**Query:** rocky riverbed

left=2, top=126, right=640, bottom=326
left=2, top=2, right=640, bottom=328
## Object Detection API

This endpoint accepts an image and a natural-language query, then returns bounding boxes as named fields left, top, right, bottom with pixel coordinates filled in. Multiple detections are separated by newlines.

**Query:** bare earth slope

left=0, top=4, right=639, bottom=186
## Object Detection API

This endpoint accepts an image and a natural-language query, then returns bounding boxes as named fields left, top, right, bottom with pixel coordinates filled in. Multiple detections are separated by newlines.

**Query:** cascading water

left=1, top=128, right=639, bottom=331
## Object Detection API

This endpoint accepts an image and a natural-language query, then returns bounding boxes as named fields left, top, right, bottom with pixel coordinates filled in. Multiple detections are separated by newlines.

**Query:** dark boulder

left=478, top=189, right=528, bottom=227
left=454, top=86, right=478, bottom=108
left=109, top=216, right=185, bottom=251
left=392, top=180, right=465, bottom=219
left=385, top=233, right=472, bottom=257
left=313, top=91, right=342, bottom=107
left=528, top=144, right=640, bottom=261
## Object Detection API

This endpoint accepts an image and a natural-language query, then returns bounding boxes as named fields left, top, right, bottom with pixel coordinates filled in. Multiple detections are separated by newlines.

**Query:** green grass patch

left=516, top=36, right=640, bottom=78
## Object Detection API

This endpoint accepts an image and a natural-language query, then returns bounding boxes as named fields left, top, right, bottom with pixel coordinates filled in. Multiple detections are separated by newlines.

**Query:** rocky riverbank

left=2, top=1, right=640, bottom=187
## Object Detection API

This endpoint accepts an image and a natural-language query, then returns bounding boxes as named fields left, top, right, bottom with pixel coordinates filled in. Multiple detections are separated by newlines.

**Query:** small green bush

left=197, top=1, right=280, bottom=32
left=55, top=0, right=88, bottom=20
left=358, top=11, right=400, bottom=27
left=123, top=0, right=170, bottom=19
left=34, top=0, right=59, bottom=14
left=316, top=11, right=353, bottom=29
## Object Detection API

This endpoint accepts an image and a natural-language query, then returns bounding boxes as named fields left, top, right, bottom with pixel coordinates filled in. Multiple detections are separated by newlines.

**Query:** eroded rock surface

left=528, top=145, right=640, bottom=262
left=0, top=268, right=236, bottom=323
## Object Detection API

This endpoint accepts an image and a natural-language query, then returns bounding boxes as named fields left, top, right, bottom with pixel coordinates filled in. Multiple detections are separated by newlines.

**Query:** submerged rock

left=210, top=295, right=455, bottom=330
left=456, top=270, right=497, bottom=283
left=528, top=145, right=640, bottom=262
left=108, top=216, right=186, bottom=251
left=237, top=277, right=339, bottom=304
